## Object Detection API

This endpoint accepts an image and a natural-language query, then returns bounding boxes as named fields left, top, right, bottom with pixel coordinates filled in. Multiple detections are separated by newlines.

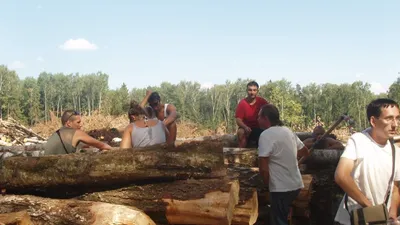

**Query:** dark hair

left=128, top=100, right=147, bottom=122
left=247, top=81, right=259, bottom=89
left=366, top=98, right=399, bottom=124
left=260, top=104, right=284, bottom=126
left=61, top=110, right=80, bottom=125
left=148, top=92, right=161, bottom=103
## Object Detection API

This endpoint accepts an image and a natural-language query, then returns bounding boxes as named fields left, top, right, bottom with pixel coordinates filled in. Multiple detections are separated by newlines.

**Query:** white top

left=334, top=128, right=400, bottom=225
left=258, top=126, right=305, bottom=192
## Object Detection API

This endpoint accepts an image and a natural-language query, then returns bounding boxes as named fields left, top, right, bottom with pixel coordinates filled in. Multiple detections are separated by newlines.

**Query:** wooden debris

left=0, top=210, right=33, bottom=225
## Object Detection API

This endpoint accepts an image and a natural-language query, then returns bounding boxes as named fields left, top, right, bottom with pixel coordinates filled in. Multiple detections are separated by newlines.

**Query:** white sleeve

left=394, top=145, right=400, bottom=181
left=295, top=135, right=305, bottom=150
left=340, top=136, right=357, bottom=160
left=258, top=132, right=275, bottom=157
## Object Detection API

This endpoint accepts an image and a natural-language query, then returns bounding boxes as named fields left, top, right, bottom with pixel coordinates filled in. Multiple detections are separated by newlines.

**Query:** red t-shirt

left=235, top=96, right=268, bottom=128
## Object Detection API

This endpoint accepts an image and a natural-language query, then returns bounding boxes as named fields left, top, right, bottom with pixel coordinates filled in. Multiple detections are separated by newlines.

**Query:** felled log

left=223, top=148, right=343, bottom=170
left=0, top=195, right=155, bottom=225
left=232, top=189, right=258, bottom=225
left=292, top=174, right=313, bottom=217
left=4, top=118, right=46, bottom=140
left=78, top=178, right=240, bottom=225
left=0, top=211, right=33, bottom=225
left=0, top=142, right=226, bottom=192
left=176, top=134, right=238, bottom=147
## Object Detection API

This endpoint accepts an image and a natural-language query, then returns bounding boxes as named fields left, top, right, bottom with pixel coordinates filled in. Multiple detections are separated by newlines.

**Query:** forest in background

left=1, top=65, right=399, bottom=133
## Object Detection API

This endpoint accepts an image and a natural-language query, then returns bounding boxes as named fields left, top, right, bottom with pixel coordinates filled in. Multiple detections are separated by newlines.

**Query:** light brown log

left=0, top=195, right=155, bottom=225
left=0, top=211, right=33, bottom=225
left=0, top=142, right=226, bottom=192
left=232, top=189, right=258, bottom=225
left=223, top=148, right=258, bottom=167
left=78, top=178, right=240, bottom=225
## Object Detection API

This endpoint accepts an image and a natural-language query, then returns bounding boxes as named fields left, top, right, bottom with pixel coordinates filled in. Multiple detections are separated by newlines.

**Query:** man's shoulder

left=256, top=96, right=268, bottom=103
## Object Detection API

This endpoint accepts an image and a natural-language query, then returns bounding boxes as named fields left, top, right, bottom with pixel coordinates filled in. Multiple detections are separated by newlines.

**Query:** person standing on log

left=235, top=81, right=269, bottom=148
left=334, top=98, right=400, bottom=225
left=44, top=110, right=112, bottom=155
left=303, top=125, right=345, bottom=150
left=121, top=101, right=168, bottom=148
left=141, top=90, right=177, bottom=146
left=257, top=104, right=309, bottom=225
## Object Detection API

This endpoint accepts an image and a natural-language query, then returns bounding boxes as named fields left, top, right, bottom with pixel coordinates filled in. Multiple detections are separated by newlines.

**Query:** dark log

left=78, top=178, right=240, bottom=225
left=0, top=211, right=33, bottom=225
left=0, top=195, right=155, bottom=225
left=0, top=142, right=226, bottom=192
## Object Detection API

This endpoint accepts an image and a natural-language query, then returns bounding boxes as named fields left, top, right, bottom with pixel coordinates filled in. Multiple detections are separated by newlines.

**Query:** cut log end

left=164, top=179, right=240, bottom=225
left=0, top=211, right=33, bottom=225
left=232, top=189, right=258, bottom=225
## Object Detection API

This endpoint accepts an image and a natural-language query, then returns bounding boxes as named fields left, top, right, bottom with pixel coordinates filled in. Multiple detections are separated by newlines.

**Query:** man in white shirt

left=334, top=98, right=400, bottom=225
left=257, top=104, right=309, bottom=225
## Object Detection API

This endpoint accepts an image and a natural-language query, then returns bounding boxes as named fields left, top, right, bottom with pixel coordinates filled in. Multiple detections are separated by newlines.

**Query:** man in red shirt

left=235, top=81, right=269, bottom=148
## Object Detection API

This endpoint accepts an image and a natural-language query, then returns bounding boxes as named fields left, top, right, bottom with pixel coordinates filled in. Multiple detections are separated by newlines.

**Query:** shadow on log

left=0, top=195, right=155, bottom=225
left=0, top=142, right=226, bottom=193
left=78, top=178, right=240, bottom=225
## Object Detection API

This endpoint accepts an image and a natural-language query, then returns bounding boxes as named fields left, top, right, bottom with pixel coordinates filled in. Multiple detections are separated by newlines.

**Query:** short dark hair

left=247, top=81, right=259, bottom=89
left=260, top=104, right=283, bottom=126
left=61, top=110, right=80, bottom=125
left=148, top=92, right=161, bottom=103
left=366, top=98, right=399, bottom=124
left=128, top=100, right=147, bottom=122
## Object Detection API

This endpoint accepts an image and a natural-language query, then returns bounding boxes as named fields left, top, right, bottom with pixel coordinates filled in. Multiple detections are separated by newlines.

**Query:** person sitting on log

left=44, top=110, right=112, bottom=155
left=257, top=103, right=309, bottom=225
left=140, top=90, right=177, bottom=145
left=120, top=100, right=168, bottom=148
left=303, top=125, right=345, bottom=150
left=235, top=81, right=269, bottom=148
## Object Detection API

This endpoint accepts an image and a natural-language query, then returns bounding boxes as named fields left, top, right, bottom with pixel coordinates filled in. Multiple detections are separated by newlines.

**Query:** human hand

left=244, top=126, right=252, bottom=134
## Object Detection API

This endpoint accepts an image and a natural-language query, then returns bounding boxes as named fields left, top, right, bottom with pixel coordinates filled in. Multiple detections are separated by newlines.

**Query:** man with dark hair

left=334, top=98, right=400, bottom=225
left=141, top=90, right=177, bottom=145
left=44, top=110, right=112, bottom=155
left=303, top=125, right=344, bottom=150
left=257, top=104, right=309, bottom=225
left=235, top=81, right=269, bottom=148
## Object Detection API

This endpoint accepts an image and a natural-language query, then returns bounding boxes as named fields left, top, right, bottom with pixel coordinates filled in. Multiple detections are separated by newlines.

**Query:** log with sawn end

left=0, top=142, right=226, bottom=192
left=78, top=178, right=240, bottom=225
left=232, top=189, right=258, bottom=225
left=0, top=195, right=155, bottom=225
left=0, top=210, right=33, bottom=225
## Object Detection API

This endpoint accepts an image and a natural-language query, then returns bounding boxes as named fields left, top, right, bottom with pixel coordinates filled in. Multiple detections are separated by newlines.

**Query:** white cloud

left=355, top=73, right=363, bottom=78
left=8, top=61, right=25, bottom=69
left=201, top=82, right=214, bottom=89
left=370, top=82, right=388, bottom=94
left=36, top=5, right=42, bottom=9
left=59, top=38, right=98, bottom=51
left=36, top=56, right=44, bottom=62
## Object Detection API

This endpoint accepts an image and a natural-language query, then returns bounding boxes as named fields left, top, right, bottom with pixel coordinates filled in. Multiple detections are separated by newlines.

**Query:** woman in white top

left=120, top=101, right=168, bottom=148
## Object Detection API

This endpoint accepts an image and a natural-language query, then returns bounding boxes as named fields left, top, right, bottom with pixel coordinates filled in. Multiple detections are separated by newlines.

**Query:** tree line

left=1, top=65, right=399, bottom=133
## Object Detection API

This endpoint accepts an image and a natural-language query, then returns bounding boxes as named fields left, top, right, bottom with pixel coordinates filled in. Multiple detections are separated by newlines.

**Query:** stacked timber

left=0, top=118, right=46, bottom=147
left=0, top=141, right=259, bottom=225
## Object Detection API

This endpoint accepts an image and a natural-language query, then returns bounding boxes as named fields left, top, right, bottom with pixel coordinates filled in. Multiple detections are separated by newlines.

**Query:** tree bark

left=0, top=195, right=155, bottom=225
left=0, top=142, right=226, bottom=192
left=78, top=178, right=240, bottom=225
left=0, top=210, right=34, bottom=225
left=232, top=189, right=258, bottom=225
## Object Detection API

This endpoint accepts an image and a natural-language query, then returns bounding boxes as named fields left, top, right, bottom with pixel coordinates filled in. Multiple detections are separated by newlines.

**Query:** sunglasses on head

left=67, top=111, right=80, bottom=121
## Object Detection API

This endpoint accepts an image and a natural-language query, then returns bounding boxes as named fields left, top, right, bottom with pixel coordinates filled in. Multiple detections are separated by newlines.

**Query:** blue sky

left=1, top=1, right=399, bottom=94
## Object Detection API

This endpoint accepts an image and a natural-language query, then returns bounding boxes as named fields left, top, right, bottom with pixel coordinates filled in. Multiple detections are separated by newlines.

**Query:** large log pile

left=0, top=118, right=45, bottom=147
left=0, top=142, right=261, bottom=225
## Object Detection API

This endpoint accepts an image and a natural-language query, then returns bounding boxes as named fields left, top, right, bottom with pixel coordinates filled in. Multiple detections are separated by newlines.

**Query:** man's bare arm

left=335, top=158, right=372, bottom=207
left=297, top=146, right=309, bottom=158
left=327, top=138, right=345, bottom=150
left=75, top=130, right=112, bottom=150
left=302, top=138, right=314, bottom=149
left=140, top=90, right=152, bottom=108
left=164, top=104, right=177, bottom=126
left=236, top=118, right=251, bottom=133
left=120, top=124, right=133, bottom=149
left=389, top=182, right=400, bottom=220
left=258, top=157, right=270, bottom=185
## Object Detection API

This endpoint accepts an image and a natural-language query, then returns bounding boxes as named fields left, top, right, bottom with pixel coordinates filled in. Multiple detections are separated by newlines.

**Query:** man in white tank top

left=141, top=90, right=178, bottom=145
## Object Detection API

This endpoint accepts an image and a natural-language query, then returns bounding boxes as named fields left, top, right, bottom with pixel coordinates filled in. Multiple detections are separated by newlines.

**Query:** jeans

left=270, top=189, right=301, bottom=225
